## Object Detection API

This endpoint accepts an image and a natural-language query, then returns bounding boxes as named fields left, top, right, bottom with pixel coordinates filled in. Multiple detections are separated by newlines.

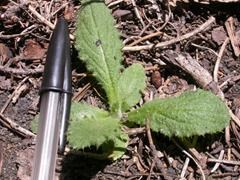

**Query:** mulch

left=0, top=0, right=240, bottom=179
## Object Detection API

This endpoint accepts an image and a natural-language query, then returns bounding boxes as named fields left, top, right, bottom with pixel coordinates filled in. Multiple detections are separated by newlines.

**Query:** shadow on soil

left=61, top=154, right=109, bottom=180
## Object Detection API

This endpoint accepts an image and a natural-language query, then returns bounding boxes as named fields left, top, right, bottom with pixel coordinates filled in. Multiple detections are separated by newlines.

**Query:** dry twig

left=225, top=17, right=240, bottom=57
left=163, top=51, right=240, bottom=129
left=131, top=0, right=145, bottom=27
left=211, top=172, right=240, bottom=178
left=208, top=158, right=240, bottom=166
left=180, top=157, right=190, bottom=178
left=28, top=5, right=55, bottom=29
left=0, top=65, right=43, bottom=75
left=28, top=5, right=74, bottom=40
left=210, top=150, right=225, bottom=173
left=0, top=113, right=35, bottom=138
left=163, top=51, right=220, bottom=93
left=128, top=31, right=163, bottom=46
left=173, top=139, right=206, bottom=180
left=169, top=0, right=240, bottom=6
left=0, top=25, right=37, bottom=39
left=123, top=16, right=215, bottom=51
left=107, top=0, right=124, bottom=7
left=146, top=119, right=167, bottom=177
left=1, top=77, right=29, bottom=114
left=50, top=2, right=69, bottom=17
left=213, top=38, right=229, bottom=82
left=225, top=124, right=231, bottom=146
left=191, top=43, right=218, bottom=57
left=123, top=127, right=146, bottom=136
left=133, top=153, right=148, bottom=172
left=229, top=110, right=240, bottom=128
left=72, top=83, right=91, bottom=101
left=219, top=75, right=240, bottom=88
left=157, top=3, right=172, bottom=31
left=0, top=76, right=35, bottom=138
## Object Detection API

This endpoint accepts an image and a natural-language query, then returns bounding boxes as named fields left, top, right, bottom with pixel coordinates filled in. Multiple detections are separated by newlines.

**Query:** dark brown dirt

left=0, top=91, right=37, bottom=179
left=0, top=0, right=240, bottom=179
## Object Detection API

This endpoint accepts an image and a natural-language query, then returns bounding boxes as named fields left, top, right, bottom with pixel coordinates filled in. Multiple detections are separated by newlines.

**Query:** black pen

left=31, top=18, right=72, bottom=180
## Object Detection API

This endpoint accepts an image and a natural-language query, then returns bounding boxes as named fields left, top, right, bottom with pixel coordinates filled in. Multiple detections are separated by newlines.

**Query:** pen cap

left=59, top=21, right=72, bottom=153
left=63, top=26, right=72, bottom=94
left=40, top=18, right=69, bottom=94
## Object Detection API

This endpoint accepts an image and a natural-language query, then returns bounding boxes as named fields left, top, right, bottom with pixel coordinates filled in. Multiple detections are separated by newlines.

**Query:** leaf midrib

left=89, top=5, right=115, bottom=87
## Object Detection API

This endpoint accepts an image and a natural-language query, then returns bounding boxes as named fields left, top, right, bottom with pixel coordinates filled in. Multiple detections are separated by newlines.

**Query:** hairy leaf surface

left=75, top=1, right=122, bottom=112
left=68, top=103, right=122, bottom=149
left=128, top=89, right=230, bottom=137
left=102, top=133, right=129, bottom=160
left=119, top=64, right=146, bottom=112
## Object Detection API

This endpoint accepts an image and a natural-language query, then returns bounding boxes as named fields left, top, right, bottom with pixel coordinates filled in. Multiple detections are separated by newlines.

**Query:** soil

left=0, top=0, right=240, bottom=179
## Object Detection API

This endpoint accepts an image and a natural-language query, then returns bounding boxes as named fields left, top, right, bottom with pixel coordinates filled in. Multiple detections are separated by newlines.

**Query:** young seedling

left=67, top=0, right=230, bottom=160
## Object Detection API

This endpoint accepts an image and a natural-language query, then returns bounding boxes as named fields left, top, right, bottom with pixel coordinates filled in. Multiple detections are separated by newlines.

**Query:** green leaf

left=102, top=133, right=129, bottom=160
left=70, top=102, right=108, bottom=120
left=75, top=1, right=122, bottom=112
left=31, top=114, right=39, bottom=134
left=128, top=89, right=230, bottom=137
left=67, top=103, right=122, bottom=149
left=109, top=133, right=128, bottom=160
left=119, top=64, right=146, bottom=112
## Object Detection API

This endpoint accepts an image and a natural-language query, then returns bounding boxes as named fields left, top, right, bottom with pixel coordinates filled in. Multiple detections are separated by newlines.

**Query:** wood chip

left=0, top=43, right=12, bottom=63
left=212, top=26, right=227, bottom=45
left=225, top=17, right=240, bottom=57
left=23, top=40, right=46, bottom=60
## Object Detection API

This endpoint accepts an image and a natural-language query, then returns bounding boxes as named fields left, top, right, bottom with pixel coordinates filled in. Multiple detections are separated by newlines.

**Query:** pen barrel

left=31, top=92, right=61, bottom=180
left=59, top=93, right=71, bottom=153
